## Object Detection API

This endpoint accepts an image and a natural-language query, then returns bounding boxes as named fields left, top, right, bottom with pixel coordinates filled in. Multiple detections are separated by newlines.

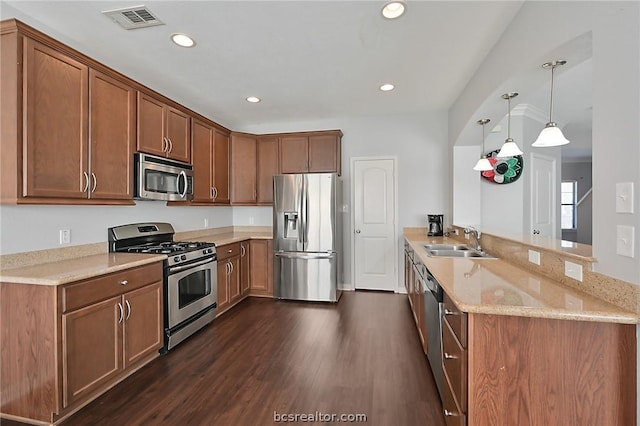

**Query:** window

left=561, top=181, right=577, bottom=229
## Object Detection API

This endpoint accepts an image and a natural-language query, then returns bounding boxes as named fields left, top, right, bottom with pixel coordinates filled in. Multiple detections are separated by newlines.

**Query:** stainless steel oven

left=135, top=153, right=194, bottom=201
left=163, top=251, right=218, bottom=351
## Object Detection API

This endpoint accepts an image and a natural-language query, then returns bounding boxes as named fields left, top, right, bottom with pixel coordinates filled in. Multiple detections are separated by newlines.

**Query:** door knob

left=533, top=229, right=540, bottom=235
left=355, top=229, right=361, bottom=234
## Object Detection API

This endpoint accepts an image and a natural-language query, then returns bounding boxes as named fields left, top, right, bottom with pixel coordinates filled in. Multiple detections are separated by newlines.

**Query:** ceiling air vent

left=102, top=5, right=164, bottom=30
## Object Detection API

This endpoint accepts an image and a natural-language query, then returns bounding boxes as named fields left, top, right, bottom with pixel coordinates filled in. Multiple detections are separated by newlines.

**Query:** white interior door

left=530, top=153, right=557, bottom=238
left=352, top=158, right=397, bottom=291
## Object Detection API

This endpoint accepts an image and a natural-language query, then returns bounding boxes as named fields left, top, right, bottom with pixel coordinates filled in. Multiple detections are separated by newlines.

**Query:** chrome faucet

left=464, top=227, right=482, bottom=252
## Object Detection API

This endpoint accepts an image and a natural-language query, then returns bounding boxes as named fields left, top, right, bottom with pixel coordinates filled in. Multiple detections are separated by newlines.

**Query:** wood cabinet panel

left=279, top=136, right=308, bottom=174
left=240, top=241, right=251, bottom=295
left=23, top=38, right=88, bottom=199
left=230, top=133, right=257, bottom=204
left=308, top=134, right=340, bottom=174
left=213, top=129, right=230, bottom=204
left=257, top=136, right=279, bottom=204
left=217, top=261, right=230, bottom=312
left=136, top=92, right=165, bottom=158
left=123, top=283, right=163, bottom=367
left=192, top=119, right=215, bottom=202
left=217, top=242, right=241, bottom=261
left=442, top=369, right=466, bottom=426
left=165, top=106, right=190, bottom=163
left=444, top=292, right=467, bottom=347
left=229, top=256, right=241, bottom=304
left=63, top=296, right=122, bottom=407
left=88, top=69, right=135, bottom=200
left=442, top=318, right=467, bottom=412
left=249, top=239, right=273, bottom=297
left=467, top=314, right=636, bottom=426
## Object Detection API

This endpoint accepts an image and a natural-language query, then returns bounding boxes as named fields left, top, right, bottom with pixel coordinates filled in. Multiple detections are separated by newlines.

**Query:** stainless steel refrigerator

left=273, top=173, right=343, bottom=302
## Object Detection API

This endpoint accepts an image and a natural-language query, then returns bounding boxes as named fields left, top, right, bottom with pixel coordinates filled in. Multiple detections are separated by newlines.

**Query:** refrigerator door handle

left=275, top=251, right=335, bottom=260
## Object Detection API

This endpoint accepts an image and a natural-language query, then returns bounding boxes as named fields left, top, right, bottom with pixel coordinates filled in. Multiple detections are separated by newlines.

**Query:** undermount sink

left=425, top=248, right=497, bottom=259
left=422, top=244, right=471, bottom=251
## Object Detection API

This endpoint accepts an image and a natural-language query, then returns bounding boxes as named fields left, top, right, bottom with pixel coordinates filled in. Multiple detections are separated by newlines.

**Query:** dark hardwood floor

left=4, top=291, right=445, bottom=425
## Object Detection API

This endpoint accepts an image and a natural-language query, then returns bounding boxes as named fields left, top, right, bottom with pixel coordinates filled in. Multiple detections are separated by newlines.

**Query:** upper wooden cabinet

left=137, top=92, right=191, bottom=163
left=191, top=118, right=230, bottom=204
left=0, top=25, right=135, bottom=204
left=256, top=136, right=279, bottom=204
left=230, top=133, right=257, bottom=204
left=279, top=131, right=342, bottom=175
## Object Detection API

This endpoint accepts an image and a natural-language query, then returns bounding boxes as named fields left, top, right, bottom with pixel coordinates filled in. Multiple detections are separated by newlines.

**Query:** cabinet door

left=192, top=119, right=214, bottom=202
left=279, top=136, right=308, bottom=174
left=308, top=134, right=340, bottom=174
left=240, top=241, right=251, bottom=295
left=89, top=69, right=135, bottom=200
left=63, top=296, right=122, bottom=407
left=213, top=129, right=230, bottom=204
left=230, top=133, right=257, bottom=204
left=249, top=239, right=273, bottom=296
left=165, top=106, right=191, bottom=163
left=256, top=136, right=279, bottom=204
left=217, top=261, right=230, bottom=312
left=229, top=256, right=242, bottom=303
left=137, top=92, right=166, bottom=157
left=123, top=282, right=163, bottom=367
left=23, top=38, right=88, bottom=199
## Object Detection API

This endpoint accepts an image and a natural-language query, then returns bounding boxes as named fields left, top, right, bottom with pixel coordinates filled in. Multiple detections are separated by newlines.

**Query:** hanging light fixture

left=473, top=119, right=493, bottom=171
left=497, top=92, right=523, bottom=158
left=532, top=60, right=570, bottom=147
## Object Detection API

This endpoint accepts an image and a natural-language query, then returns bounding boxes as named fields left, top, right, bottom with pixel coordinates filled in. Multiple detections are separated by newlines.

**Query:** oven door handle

left=169, top=257, right=215, bottom=274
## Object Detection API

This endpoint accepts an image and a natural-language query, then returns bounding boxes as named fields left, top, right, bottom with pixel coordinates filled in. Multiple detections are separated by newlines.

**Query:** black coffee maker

left=427, top=214, right=444, bottom=236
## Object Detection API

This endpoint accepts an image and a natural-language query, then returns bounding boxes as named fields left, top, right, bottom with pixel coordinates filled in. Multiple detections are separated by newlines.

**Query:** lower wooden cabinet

left=0, top=261, right=163, bottom=424
left=216, top=242, right=242, bottom=314
left=240, top=241, right=251, bottom=295
left=249, top=239, right=274, bottom=297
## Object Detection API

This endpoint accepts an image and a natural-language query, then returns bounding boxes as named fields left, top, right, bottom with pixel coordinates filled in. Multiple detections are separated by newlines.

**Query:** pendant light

left=497, top=92, right=523, bottom=158
left=473, top=119, right=493, bottom=171
left=532, top=60, right=570, bottom=147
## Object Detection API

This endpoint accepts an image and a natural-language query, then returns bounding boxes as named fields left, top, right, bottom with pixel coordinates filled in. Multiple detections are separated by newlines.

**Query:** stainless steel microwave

left=135, top=153, right=193, bottom=201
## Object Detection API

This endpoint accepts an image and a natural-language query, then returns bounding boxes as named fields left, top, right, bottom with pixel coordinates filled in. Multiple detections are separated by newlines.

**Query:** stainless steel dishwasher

left=422, top=264, right=444, bottom=401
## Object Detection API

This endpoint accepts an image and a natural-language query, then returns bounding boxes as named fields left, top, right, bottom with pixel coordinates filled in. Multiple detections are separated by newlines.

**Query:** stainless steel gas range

left=108, top=223, right=217, bottom=352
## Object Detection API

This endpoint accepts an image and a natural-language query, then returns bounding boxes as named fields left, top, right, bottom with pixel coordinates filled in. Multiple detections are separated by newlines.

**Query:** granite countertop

left=182, top=231, right=273, bottom=246
left=404, top=233, right=639, bottom=324
left=0, top=253, right=166, bottom=286
left=0, top=230, right=273, bottom=286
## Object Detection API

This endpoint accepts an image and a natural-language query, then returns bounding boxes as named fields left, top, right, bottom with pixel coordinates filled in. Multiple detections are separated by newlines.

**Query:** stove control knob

left=181, top=254, right=187, bottom=261
left=173, top=256, right=180, bottom=263
left=203, top=249, right=208, bottom=255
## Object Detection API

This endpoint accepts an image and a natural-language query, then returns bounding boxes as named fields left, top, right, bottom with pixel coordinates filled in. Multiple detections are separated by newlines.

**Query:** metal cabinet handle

left=125, top=299, right=131, bottom=320
left=82, top=172, right=90, bottom=192
left=162, top=137, right=168, bottom=153
left=444, top=309, right=457, bottom=316
left=91, top=173, right=97, bottom=193
left=444, top=352, right=458, bottom=360
left=228, top=249, right=233, bottom=253
left=444, top=410, right=456, bottom=417
left=167, top=138, right=173, bottom=153
left=226, top=262, right=230, bottom=275
left=120, top=280, right=128, bottom=286
left=230, top=262, right=234, bottom=274
left=241, top=245, right=245, bottom=257
left=117, top=302, right=124, bottom=324
left=213, top=187, right=218, bottom=200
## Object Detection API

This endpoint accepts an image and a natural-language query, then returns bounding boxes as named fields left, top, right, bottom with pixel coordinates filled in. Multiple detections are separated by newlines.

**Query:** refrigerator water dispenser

left=283, top=212, right=299, bottom=239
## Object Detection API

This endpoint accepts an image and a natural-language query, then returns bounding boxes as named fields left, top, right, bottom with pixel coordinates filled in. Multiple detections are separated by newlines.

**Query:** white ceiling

left=2, top=0, right=524, bottom=130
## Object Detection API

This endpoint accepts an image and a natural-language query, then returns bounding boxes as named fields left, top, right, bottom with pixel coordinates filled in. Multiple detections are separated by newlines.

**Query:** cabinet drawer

left=63, top=262, right=163, bottom=312
left=442, top=369, right=466, bottom=426
left=444, top=292, right=467, bottom=347
left=443, top=317, right=467, bottom=412
left=217, top=242, right=241, bottom=261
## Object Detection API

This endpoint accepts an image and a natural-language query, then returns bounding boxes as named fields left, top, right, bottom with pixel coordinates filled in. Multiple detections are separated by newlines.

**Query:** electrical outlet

left=615, top=182, right=634, bottom=213
left=528, top=249, right=541, bottom=265
left=59, top=229, right=70, bottom=245
left=564, top=261, right=583, bottom=282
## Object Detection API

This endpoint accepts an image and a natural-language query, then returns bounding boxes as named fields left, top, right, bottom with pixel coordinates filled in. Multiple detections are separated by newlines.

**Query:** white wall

left=0, top=203, right=232, bottom=254
left=243, top=111, right=450, bottom=290
left=232, top=206, right=273, bottom=227
left=562, top=161, right=593, bottom=245
left=452, top=146, right=481, bottom=227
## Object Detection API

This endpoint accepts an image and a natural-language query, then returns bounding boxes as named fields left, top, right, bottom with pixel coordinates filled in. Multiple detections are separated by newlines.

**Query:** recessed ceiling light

left=246, top=96, right=261, bottom=103
left=382, top=1, right=406, bottom=19
left=380, top=83, right=395, bottom=92
left=171, top=33, right=196, bottom=48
